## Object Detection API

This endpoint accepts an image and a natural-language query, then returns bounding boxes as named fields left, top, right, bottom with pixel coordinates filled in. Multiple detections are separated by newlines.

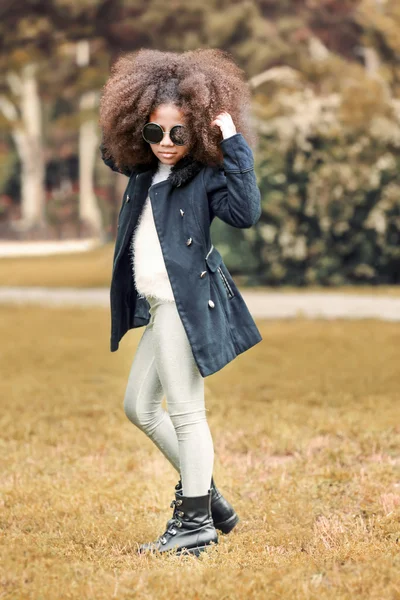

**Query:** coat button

left=125, top=195, right=130, bottom=203
left=180, top=209, right=184, bottom=216
left=208, top=300, right=215, bottom=308
left=186, top=237, right=192, bottom=246
left=200, top=271, right=207, bottom=278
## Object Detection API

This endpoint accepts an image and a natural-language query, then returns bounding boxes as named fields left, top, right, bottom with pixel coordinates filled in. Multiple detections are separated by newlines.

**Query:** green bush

left=253, top=85, right=400, bottom=286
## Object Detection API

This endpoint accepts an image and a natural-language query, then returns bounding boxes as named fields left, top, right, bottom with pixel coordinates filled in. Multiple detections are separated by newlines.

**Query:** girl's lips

left=159, top=152, right=176, bottom=156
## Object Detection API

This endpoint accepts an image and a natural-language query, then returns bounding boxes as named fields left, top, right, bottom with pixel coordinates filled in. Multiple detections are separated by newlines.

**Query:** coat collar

left=134, top=154, right=205, bottom=188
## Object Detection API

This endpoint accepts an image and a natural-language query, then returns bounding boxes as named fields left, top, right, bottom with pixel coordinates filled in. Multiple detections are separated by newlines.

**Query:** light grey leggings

left=123, top=294, right=214, bottom=497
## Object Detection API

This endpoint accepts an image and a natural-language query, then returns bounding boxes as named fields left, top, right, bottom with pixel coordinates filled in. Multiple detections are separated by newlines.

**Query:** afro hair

left=99, top=47, right=257, bottom=171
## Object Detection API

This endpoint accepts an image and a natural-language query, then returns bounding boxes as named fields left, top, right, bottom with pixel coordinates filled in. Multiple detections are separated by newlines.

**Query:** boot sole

left=214, top=512, right=239, bottom=534
left=175, top=543, right=217, bottom=557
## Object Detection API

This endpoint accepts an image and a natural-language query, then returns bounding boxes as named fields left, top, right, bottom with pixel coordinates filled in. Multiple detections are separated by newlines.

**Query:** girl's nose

left=160, top=133, right=174, bottom=147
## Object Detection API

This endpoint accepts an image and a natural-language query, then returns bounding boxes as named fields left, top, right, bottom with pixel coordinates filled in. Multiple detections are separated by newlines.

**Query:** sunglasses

left=142, top=122, right=189, bottom=146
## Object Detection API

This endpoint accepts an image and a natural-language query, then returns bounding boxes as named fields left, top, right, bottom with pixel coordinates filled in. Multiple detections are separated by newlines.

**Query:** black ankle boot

left=137, top=489, right=218, bottom=557
left=167, top=477, right=239, bottom=534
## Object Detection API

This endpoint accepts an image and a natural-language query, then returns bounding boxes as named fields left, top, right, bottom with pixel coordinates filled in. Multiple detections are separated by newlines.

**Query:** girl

left=99, top=47, right=263, bottom=557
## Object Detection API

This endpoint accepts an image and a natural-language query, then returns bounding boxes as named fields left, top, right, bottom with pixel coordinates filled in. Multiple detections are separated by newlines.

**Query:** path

left=0, top=287, right=399, bottom=321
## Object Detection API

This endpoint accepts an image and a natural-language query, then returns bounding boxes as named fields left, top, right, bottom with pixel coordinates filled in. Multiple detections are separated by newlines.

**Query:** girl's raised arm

left=204, top=132, right=262, bottom=229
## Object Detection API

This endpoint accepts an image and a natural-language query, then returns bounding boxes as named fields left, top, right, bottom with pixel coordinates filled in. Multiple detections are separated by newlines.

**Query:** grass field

left=1, top=243, right=400, bottom=295
left=0, top=305, right=399, bottom=599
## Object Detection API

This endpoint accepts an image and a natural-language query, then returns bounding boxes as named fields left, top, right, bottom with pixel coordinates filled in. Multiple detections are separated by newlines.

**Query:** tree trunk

left=79, top=90, right=103, bottom=239
left=3, top=64, right=46, bottom=232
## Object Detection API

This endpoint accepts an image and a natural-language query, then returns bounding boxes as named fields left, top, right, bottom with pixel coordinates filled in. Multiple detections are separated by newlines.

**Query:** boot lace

left=158, top=499, right=184, bottom=544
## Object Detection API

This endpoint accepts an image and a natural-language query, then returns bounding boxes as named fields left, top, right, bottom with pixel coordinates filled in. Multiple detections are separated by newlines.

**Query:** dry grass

left=1, top=243, right=400, bottom=295
left=0, top=306, right=399, bottom=599
left=0, top=244, right=114, bottom=288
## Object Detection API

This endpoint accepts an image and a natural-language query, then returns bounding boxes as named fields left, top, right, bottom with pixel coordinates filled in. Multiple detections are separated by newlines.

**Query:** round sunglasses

left=142, top=122, right=188, bottom=146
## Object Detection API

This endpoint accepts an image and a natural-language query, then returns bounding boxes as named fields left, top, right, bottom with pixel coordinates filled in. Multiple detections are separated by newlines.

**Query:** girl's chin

left=159, top=156, right=179, bottom=164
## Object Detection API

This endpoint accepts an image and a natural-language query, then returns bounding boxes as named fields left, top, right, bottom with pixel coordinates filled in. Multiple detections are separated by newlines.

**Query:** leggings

left=123, top=294, right=214, bottom=497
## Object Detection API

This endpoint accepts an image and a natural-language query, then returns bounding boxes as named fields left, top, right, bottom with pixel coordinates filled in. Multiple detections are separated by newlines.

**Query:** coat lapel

left=114, top=154, right=205, bottom=273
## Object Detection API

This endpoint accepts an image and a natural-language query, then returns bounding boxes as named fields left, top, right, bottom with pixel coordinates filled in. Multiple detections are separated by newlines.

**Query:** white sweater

left=130, top=161, right=175, bottom=302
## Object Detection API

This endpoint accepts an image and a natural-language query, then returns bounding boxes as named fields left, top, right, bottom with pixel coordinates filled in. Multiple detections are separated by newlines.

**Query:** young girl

left=99, top=48, right=263, bottom=557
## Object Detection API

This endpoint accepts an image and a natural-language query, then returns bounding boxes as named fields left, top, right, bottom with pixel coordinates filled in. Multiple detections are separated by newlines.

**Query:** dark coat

left=101, top=133, right=263, bottom=377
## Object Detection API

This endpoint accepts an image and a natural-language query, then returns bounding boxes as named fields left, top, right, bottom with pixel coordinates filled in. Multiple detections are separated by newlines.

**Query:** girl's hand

left=211, top=111, right=237, bottom=140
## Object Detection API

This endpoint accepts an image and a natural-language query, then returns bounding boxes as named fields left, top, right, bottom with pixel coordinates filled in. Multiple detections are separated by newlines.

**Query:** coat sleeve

left=100, top=142, right=133, bottom=178
left=204, top=133, right=262, bottom=229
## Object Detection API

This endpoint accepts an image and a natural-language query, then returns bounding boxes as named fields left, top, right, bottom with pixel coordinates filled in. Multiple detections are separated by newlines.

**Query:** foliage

left=249, top=4, right=400, bottom=285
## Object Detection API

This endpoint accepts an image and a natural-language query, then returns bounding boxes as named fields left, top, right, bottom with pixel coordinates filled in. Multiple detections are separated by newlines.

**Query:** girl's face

left=147, top=103, right=189, bottom=166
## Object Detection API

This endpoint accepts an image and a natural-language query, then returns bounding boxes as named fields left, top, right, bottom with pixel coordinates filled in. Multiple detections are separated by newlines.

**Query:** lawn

left=0, top=306, right=399, bottom=599
left=1, top=243, right=400, bottom=295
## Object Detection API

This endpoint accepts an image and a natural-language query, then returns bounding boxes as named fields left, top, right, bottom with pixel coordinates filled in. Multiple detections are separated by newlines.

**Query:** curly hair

left=99, top=48, right=257, bottom=170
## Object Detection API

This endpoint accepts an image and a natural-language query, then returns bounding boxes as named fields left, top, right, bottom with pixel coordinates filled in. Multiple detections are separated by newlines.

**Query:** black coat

left=101, top=133, right=263, bottom=377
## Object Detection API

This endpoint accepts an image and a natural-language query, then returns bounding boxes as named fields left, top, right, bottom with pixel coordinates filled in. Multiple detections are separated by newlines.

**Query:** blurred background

left=1, top=0, right=400, bottom=287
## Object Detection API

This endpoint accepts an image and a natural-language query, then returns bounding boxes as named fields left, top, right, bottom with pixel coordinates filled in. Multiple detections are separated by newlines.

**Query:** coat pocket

left=205, top=244, right=236, bottom=300
left=216, top=264, right=235, bottom=299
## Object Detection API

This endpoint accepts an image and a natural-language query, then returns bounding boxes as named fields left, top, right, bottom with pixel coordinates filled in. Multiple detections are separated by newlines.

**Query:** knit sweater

left=130, top=161, right=175, bottom=302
